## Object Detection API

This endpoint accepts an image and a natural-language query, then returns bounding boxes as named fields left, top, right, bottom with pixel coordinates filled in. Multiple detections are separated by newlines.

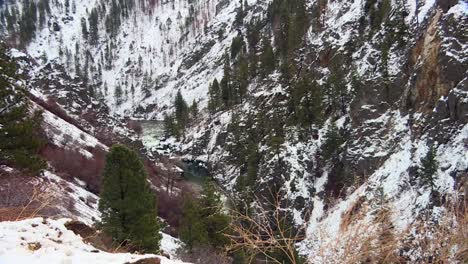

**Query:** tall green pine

left=98, top=145, right=161, bottom=252
left=174, top=90, right=189, bottom=131
left=200, top=181, right=230, bottom=249
left=420, top=146, right=438, bottom=189
left=322, top=123, right=343, bottom=161
left=179, top=194, right=207, bottom=251
left=208, top=79, right=220, bottom=114
left=260, top=37, right=275, bottom=76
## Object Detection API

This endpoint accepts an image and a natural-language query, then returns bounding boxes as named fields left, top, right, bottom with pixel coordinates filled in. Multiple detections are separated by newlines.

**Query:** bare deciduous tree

left=225, top=191, right=307, bottom=264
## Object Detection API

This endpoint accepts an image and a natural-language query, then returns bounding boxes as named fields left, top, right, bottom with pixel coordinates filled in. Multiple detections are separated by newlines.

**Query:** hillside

left=1, top=0, right=467, bottom=263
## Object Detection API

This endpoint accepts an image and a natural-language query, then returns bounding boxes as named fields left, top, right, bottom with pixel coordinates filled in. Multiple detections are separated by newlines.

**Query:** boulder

left=127, top=258, right=161, bottom=264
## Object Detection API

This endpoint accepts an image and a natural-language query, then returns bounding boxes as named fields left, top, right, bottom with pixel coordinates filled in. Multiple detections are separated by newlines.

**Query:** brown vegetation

left=226, top=192, right=306, bottom=264
left=40, top=144, right=106, bottom=193
left=315, top=197, right=468, bottom=263
left=0, top=174, right=55, bottom=222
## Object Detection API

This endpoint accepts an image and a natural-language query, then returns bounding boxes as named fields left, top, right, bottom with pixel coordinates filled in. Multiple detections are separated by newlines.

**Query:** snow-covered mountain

left=2, top=0, right=248, bottom=117
left=1, top=0, right=467, bottom=262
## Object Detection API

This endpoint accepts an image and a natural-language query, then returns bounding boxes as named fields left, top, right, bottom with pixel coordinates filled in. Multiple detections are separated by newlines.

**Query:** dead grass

left=0, top=185, right=55, bottom=222
left=314, top=197, right=468, bottom=264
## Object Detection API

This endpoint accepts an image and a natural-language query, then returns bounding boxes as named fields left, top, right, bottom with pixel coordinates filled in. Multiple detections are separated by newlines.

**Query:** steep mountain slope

left=1, top=0, right=467, bottom=262
left=1, top=0, right=245, bottom=117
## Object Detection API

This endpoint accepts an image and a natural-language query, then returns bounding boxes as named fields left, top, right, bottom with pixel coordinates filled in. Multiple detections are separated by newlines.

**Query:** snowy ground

left=0, top=218, right=189, bottom=264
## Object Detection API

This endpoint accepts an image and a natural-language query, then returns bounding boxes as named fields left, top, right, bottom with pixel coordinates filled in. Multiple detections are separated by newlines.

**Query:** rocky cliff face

left=178, top=0, right=468, bottom=260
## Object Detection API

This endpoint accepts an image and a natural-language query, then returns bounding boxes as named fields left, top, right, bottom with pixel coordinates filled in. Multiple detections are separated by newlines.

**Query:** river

left=139, top=120, right=165, bottom=150
left=138, top=120, right=209, bottom=185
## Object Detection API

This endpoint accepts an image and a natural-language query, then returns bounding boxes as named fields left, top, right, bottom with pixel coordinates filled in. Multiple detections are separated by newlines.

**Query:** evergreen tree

left=246, top=141, right=259, bottom=187
left=419, top=146, right=438, bottom=189
left=322, top=123, right=343, bottom=161
left=174, top=90, right=189, bottom=130
left=325, top=61, right=347, bottom=114
left=81, top=17, right=88, bottom=38
left=19, top=0, right=37, bottom=45
left=114, top=85, right=123, bottom=105
left=231, top=34, right=245, bottom=59
left=98, top=145, right=161, bottom=252
left=260, top=37, right=275, bottom=76
left=220, top=54, right=232, bottom=108
left=200, top=180, right=230, bottom=249
left=163, top=113, right=178, bottom=138
left=105, top=0, right=122, bottom=38
left=0, top=45, right=45, bottom=174
left=289, top=76, right=323, bottom=129
left=64, top=0, right=70, bottom=14
left=74, top=42, right=81, bottom=76
left=179, top=194, right=208, bottom=251
left=190, top=100, right=199, bottom=120
left=380, top=40, right=391, bottom=101
left=141, top=72, right=152, bottom=98
left=208, top=79, right=220, bottom=114
left=269, top=127, right=285, bottom=160
left=88, top=9, right=99, bottom=45
left=236, top=56, right=249, bottom=103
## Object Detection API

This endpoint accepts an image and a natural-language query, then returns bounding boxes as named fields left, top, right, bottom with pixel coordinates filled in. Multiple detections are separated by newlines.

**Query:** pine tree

left=81, top=17, right=88, bottom=38
left=200, top=180, right=230, bottom=249
left=0, top=45, right=45, bottom=174
left=98, top=145, right=161, bottom=252
left=88, top=9, right=99, bottom=45
left=163, top=113, right=178, bottom=138
left=190, top=100, right=199, bottom=120
left=114, top=85, right=123, bottom=105
left=419, top=146, right=438, bottom=189
left=289, top=76, right=323, bottom=129
left=325, top=61, right=347, bottom=114
left=231, top=34, right=245, bottom=59
left=322, top=123, right=343, bottom=161
left=19, top=0, right=37, bottom=46
left=208, top=79, right=220, bottom=114
left=237, top=56, right=249, bottom=102
left=260, top=37, right=275, bottom=76
left=220, top=54, right=232, bottom=108
left=269, top=134, right=284, bottom=157
left=141, top=72, right=152, bottom=98
left=174, top=90, right=189, bottom=130
left=179, top=194, right=208, bottom=251
left=64, top=0, right=70, bottom=14
left=246, top=141, right=259, bottom=187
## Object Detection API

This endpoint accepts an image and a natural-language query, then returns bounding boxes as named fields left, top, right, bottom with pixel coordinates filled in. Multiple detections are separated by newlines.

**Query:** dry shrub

left=340, top=196, right=367, bottom=232
left=40, top=144, right=106, bottom=193
left=398, top=200, right=468, bottom=263
left=157, top=190, right=184, bottom=235
left=0, top=185, right=55, bottom=221
left=314, top=197, right=468, bottom=264
left=0, top=168, right=57, bottom=221
left=30, top=95, right=88, bottom=133
left=226, top=191, right=307, bottom=264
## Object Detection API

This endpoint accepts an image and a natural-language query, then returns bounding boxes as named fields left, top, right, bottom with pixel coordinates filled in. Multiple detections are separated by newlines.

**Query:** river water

left=138, top=120, right=209, bottom=184
left=139, top=120, right=165, bottom=149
